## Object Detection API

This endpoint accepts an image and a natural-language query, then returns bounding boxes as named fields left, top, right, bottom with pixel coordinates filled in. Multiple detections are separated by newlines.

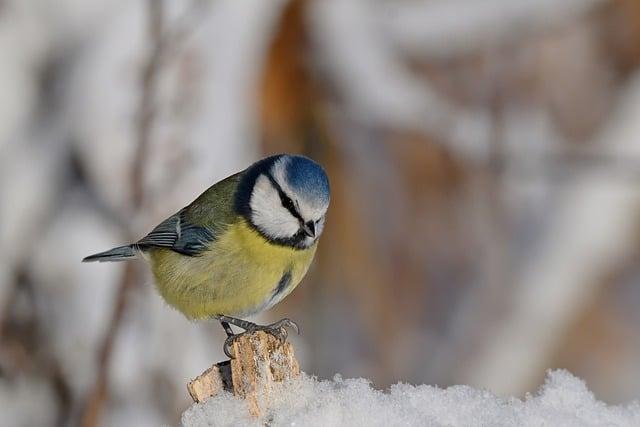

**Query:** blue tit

left=84, top=154, right=330, bottom=355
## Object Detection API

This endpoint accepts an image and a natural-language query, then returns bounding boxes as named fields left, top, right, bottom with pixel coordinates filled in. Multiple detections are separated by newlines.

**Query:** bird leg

left=220, top=321, right=234, bottom=337
left=216, top=315, right=299, bottom=359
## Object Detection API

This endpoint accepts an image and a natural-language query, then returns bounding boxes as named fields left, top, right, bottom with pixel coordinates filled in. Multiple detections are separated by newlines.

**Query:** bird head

left=237, top=154, right=330, bottom=249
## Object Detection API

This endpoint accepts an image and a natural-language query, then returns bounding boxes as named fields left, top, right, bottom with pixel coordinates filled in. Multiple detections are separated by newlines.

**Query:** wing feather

left=135, top=171, right=242, bottom=257
left=136, top=209, right=214, bottom=256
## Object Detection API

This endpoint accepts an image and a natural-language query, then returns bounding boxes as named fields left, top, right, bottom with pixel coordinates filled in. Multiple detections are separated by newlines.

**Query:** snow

left=181, top=370, right=640, bottom=427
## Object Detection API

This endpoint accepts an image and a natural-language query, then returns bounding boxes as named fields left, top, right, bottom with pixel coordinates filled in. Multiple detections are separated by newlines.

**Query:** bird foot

left=222, top=318, right=299, bottom=359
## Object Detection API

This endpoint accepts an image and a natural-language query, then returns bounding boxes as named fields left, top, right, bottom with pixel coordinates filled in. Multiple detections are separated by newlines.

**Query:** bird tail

left=82, top=245, right=138, bottom=262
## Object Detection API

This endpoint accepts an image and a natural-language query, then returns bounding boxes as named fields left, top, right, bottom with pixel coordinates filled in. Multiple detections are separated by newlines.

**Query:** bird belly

left=148, top=220, right=317, bottom=319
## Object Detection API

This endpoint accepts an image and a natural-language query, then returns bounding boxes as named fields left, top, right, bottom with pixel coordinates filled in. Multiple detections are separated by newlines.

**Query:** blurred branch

left=464, top=73, right=640, bottom=395
left=132, top=0, right=165, bottom=209
left=383, top=0, right=606, bottom=58
left=491, top=146, right=640, bottom=180
left=163, top=0, right=209, bottom=57
left=81, top=1, right=165, bottom=426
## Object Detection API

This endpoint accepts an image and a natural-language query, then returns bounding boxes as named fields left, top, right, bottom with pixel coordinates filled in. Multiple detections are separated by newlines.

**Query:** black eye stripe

left=281, top=194, right=303, bottom=222
left=267, top=173, right=304, bottom=222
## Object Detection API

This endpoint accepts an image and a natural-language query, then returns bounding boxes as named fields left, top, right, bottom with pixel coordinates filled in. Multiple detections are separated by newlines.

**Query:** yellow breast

left=148, top=219, right=317, bottom=319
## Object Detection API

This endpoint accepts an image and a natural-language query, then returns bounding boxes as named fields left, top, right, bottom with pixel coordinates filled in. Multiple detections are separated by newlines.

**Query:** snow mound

left=181, top=370, right=640, bottom=427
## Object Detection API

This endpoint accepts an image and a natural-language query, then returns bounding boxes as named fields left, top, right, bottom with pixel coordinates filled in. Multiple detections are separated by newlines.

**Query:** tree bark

left=187, top=331, right=300, bottom=417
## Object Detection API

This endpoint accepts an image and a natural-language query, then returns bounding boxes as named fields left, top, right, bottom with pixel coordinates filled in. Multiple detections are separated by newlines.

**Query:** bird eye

left=280, top=194, right=296, bottom=212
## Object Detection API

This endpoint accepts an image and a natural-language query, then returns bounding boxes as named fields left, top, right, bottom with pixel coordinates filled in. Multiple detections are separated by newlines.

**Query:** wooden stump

left=187, top=331, right=300, bottom=416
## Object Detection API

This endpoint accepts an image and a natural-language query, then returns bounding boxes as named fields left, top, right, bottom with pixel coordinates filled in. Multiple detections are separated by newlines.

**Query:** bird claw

left=221, top=318, right=300, bottom=359
left=223, top=335, right=236, bottom=359
left=257, top=318, right=300, bottom=342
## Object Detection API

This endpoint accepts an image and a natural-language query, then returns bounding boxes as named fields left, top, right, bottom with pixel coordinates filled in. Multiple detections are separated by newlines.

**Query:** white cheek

left=250, top=175, right=299, bottom=238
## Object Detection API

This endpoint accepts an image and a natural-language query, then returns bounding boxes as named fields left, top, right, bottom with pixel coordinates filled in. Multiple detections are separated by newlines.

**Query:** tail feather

left=83, top=245, right=138, bottom=262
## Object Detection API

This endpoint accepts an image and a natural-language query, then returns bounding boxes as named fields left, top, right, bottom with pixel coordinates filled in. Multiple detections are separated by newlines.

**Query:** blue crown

left=284, top=155, right=330, bottom=206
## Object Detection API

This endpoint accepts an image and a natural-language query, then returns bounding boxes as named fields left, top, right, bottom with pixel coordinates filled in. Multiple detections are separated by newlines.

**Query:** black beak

left=301, top=221, right=316, bottom=238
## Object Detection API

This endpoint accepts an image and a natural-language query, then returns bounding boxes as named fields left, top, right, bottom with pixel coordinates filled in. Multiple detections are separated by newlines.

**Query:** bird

left=83, top=154, right=330, bottom=357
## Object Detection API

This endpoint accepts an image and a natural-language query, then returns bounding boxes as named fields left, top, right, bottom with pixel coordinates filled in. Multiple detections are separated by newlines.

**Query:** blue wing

left=136, top=209, right=215, bottom=257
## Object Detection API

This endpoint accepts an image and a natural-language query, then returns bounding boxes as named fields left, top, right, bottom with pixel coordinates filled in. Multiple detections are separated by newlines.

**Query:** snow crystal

left=181, top=370, right=640, bottom=427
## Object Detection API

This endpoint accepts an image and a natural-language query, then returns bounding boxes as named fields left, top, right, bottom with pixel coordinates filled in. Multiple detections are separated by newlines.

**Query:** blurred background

left=2, top=0, right=640, bottom=425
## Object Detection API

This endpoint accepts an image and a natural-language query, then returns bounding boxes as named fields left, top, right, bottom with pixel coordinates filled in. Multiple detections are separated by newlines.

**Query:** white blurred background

left=2, top=0, right=640, bottom=425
